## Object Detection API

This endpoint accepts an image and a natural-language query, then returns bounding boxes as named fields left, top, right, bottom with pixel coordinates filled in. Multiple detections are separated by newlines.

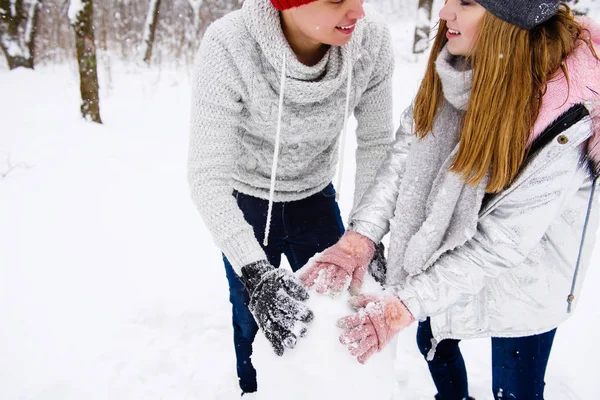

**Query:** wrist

left=240, top=260, right=274, bottom=294
left=383, top=296, right=414, bottom=331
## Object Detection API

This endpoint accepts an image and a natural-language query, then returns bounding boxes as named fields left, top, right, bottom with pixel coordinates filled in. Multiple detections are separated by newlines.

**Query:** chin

left=447, top=45, right=467, bottom=56
left=327, top=35, right=352, bottom=47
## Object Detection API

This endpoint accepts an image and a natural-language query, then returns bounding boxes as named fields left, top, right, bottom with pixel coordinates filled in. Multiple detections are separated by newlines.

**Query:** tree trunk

left=413, top=0, right=434, bottom=54
left=69, top=0, right=102, bottom=123
left=188, top=0, right=203, bottom=33
left=141, top=0, right=161, bottom=64
left=0, top=0, right=41, bottom=69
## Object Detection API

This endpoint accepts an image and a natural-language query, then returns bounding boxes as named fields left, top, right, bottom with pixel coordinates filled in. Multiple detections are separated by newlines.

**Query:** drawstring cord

left=263, top=50, right=354, bottom=245
left=263, top=51, right=287, bottom=247
left=335, top=54, right=353, bottom=201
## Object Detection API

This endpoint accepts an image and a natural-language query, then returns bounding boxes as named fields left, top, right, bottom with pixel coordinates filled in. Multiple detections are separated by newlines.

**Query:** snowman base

left=252, top=258, right=396, bottom=399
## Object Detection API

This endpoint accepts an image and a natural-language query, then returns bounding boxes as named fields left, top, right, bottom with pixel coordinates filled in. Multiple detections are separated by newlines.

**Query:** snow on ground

left=2, top=12, right=600, bottom=400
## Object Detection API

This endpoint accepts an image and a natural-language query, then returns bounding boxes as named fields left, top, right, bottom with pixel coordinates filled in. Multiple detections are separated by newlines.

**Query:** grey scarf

left=386, top=47, right=489, bottom=286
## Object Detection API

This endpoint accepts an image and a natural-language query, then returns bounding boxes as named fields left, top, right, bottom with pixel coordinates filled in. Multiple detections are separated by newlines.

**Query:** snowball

left=252, top=256, right=396, bottom=399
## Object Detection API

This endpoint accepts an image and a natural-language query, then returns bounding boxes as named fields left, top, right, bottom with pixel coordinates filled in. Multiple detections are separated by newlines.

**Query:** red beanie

left=270, top=0, right=318, bottom=11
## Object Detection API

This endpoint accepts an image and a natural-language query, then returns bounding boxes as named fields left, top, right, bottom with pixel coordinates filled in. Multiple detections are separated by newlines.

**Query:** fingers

left=282, top=291, right=314, bottom=324
left=368, top=242, right=387, bottom=286
left=348, top=294, right=380, bottom=310
left=274, top=292, right=314, bottom=329
left=275, top=304, right=312, bottom=350
left=349, top=263, right=368, bottom=295
left=283, top=333, right=297, bottom=349
left=316, top=265, right=352, bottom=296
left=282, top=274, right=310, bottom=301
left=336, top=310, right=370, bottom=329
left=339, top=323, right=376, bottom=345
left=292, top=321, right=308, bottom=338
left=336, top=317, right=378, bottom=364
left=296, top=303, right=314, bottom=324
left=329, top=269, right=351, bottom=297
left=357, top=345, right=377, bottom=364
left=299, top=262, right=323, bottom=288
left=264, top=326, right=285, bottom=356
left=262, top=302, right=312, bottom=356
left=349, top=335, right=378, bottom=357
left=315, top=265, right=337, bottom=294
left=252, top=269, right=315, bottom=358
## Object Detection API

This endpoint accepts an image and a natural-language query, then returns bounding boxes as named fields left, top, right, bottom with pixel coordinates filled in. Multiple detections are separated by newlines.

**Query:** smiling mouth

left=336, top=24, right=356, bottom=30
left=447, top=29, right=461, bottom=35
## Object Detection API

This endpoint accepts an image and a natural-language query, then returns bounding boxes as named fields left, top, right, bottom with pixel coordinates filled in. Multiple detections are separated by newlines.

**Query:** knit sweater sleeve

left=352, top=23, right=395, bottom=211
left=187, top=24, right=267, bottom=275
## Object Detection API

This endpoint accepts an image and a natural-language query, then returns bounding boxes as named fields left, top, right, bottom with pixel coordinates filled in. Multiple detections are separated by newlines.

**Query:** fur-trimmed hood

left=531, top=16, right=600, bottom=173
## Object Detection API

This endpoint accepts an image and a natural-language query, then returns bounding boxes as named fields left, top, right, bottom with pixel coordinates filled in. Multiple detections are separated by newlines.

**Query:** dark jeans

left=223, top=183, right=345, bottom=393
left=417, top=318, right=557, bottom=400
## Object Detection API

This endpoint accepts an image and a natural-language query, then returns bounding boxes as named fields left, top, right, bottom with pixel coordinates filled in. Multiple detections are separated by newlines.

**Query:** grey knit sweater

left=188, top=0, right=395, bottom=273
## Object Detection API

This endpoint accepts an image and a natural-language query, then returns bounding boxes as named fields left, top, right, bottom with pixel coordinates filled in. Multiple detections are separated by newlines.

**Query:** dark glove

left=368, top=242, right=387, bottom=286
left=241, top=260, right=314, bottom=356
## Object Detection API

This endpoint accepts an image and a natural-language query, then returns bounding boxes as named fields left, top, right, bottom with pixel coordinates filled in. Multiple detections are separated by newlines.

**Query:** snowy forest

left=1, top=0, right=598, bottom=120
left=2, top=1, right=600, bottom=399
left=0, top=0, right=489, bottom=122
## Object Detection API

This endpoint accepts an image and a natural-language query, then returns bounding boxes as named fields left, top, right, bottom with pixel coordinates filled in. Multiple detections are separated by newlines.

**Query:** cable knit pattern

left=188, top=0, right=394, bottom=273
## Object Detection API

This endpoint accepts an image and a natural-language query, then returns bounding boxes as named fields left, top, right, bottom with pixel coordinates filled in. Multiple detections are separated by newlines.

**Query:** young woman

left=187, top=0, right=395, bottom=395
left=301, top=1, right=600, bottom=398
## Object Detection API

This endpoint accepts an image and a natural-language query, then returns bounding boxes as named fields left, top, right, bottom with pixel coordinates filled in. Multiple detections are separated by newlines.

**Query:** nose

left=439, top=2, right=456, bottom=21
left=347, top=0, right=365, bottom=20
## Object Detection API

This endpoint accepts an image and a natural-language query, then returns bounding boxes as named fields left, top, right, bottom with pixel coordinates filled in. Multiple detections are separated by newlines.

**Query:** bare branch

left=0, top=154, right=33, bottom=179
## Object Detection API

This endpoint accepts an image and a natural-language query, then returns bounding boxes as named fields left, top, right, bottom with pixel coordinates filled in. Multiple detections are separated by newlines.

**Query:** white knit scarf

left=386, top=47, right=489, bottom=286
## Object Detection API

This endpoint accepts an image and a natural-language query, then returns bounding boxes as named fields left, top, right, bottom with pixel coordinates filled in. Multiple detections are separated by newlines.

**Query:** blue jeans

left=223, top=183, right=345, bottom=393
left=417, top=318, right=557, bottom=400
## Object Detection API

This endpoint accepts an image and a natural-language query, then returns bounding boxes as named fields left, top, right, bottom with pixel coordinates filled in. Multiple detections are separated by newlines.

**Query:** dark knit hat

left=475, top=0, right=561, bottom=30
left=270, top=0, right=318, bottom=11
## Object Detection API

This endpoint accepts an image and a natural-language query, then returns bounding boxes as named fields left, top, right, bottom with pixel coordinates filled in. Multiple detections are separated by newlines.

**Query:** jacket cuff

left=391, top=286, right=426, bottom=322
left=348, top=219, right=386, bottom=244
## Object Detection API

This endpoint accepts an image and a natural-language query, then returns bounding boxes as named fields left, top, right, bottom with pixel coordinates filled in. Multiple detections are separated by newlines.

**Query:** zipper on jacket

left=503, top=103, right=595, bottom=314
left=568, top=174, right=599, bottom=313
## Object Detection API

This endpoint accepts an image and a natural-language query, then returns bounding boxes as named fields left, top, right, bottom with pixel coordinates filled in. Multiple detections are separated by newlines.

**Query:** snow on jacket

left=187, top=0, right=394, bottom=274
left=349, top=17, right=600, bottom=344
